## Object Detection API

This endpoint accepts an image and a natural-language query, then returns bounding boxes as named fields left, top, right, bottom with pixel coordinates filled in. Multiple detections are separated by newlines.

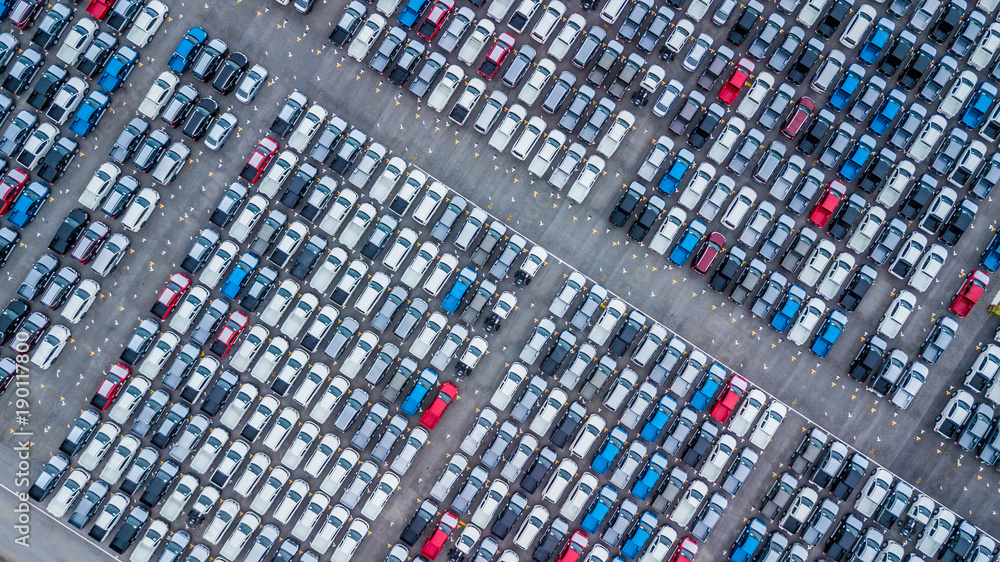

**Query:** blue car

left=400, top=368, right=438, bottom=415
left=581, top=485, right=617, bottom=533
left=0, top=0, right=14, bottom=19
left=811, top=310, right=848, bottom=357
left=441, top=266, right=476, bottom=313
left=639, top=394, right=677, bottom=442
left=838, top=135, right=875, bottom=182
left=868, top=89, right=905, bottom=136
left=690, top=363, right=725, bottom=411
left=631, top=452, right=669, bottom=500
left=7, top=181, right=48, bottom=228
left=731, top=518, right=767, bottom=562
left=658, top=148, right=694, bottom=194
left=771, top=284, right=807, bottom=332
left=168, top=27, right=207, bottom=73
left=858, top=18, right=893, bottom=65
left=397, top=0, right=430, bottom=28
left=220, top=253, right=259, bottom=299
left=829, top=64, right=865, bottom=111
left=69, top=90, right=110, bottom=138
left=961, top=83, right=998, bottom=129
left=591, top=426, right=628, bottom=474
left=982, top=231, right=1000, bottom=272
left=621, top=511, right=657, bottom=559
left=98, top=46, right=139, bottom=93
left=669, top=219, right=706, bottom=266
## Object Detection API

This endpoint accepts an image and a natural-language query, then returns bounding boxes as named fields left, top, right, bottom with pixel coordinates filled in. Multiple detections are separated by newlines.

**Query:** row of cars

left=930, top=339, right=1000, bottom=469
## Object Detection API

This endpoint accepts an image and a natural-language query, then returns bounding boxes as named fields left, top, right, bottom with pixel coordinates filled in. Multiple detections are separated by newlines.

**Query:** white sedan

left=877, top=290, right=917, bottom=339
left=126, top=0, right=168, bottom=47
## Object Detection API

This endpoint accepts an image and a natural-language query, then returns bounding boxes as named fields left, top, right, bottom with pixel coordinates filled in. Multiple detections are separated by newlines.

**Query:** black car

left=201, top=370, right=238, bottom=416
left=0, top=299, right=29, bottom=346
left=181, top=98, right=219, bottom=141
left=38, top=267, right=77, bottom=310
left=939, top=200, right=976, bottom=246
left=898, top=175, right=935, bottom=220
left=521, top=447, right=556, bottom=493
left=830, top=454, right=868, bottom=501
left=492, top=493, right=528, bottom=539
left=400, top=500, right=437, bottom=546
left=106, top=0, right=143, bottom=34
left=847, top=335, right=885, bottom=383
left=550, top=402, right=585, bottom=448
left=898, top=45, right=935, bottom=90
left=839, top=266, right=876, bottom=312
left=788, top=38, right=822, bottom=85
left=190, top=299, right=228, bottom=346
left=627, top=195, right=664, bottom=242
left=120, top=318, right=159, bottom=365
left=816, top=0, right=851, bottom=38
left=388, top=42, right=424, bottom=86
left=279, top=163, right=318, bottom=209
left=59, top=408, right=100, bottom=455
left=133, top=129, right=171, bottom=172
left=3, top=48, right=43, bottom=94
left=309, top=118, right=348, bottom=164
left=824, top=514, right=863, bottom=560
left=270, top=91, right=307, bottom=139
left=241, top=267, right=278, bottom=311
left=858, top=150, right=893, bottom=193
left=37, top=136, right=77, bottom=183
left=930, top=1, right=964, bottom=43
left=160, top=85, right=199, bottom=128
left=681, top=422, right=716, bottom=467
left=68, top=480, right=110, bottom=529
left=828, top=193, right=864, bottom=240
left=797, top=110, right=833, bottom=154
left=710, top=247, right=745, bottom=292
left=540, top=331, right=574, bottom=375
left=31, top=3, right=72, bottom=50
left=191, top=38, right=228, bottom=82
left=0, top=227, right=18, bottom=267
left=28, top=453, right=70, bottom=501
left=210, top=184, right=247, bottom=227
left=559, top=88, right=593, bottom=131
left=688, top=104, right=724, bottom=149
left=109, top=118, right=149, bottom=164
left=49, top=208, right=90, bottom=255
left=331, top=130, right=366, bottom=174
left=77, top=32, right=116, bottom=78
left=289, top=237, right=326, bottom=280
left=609, top=184, right=645, bottom=227
left=727, top=0, right=762, bottom=45
left=109, top=505, right=150, bottom=554
left=877, top=32, right=914, bottom=77
left=609, top=312, right=644, bottom=357
left=212, top=51, right=248, bottom=94
left=26, top=64, right=67, bottom=111
left=533, top=519, right=569, bottom=562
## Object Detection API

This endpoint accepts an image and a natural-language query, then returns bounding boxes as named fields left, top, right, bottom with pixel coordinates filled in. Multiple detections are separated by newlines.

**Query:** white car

left=272, top=479, right=309, bottom=525
left=220, top=383, right=258, bottom=430
left=107, top=377, right=150, bottom=426
left=940, top=71, right=978, bottom=119
left=840, top=4, right=876, bottom=48
left=471, top=479, right=509, bottom=527
left=138, top=72, right=179, bottom=119
left=596, top=111, right=635, bottom=157
left=560, top=472, right=599, bottom=520
left=389, top=427, right=428, bottom=475
left=721, top=185, right=757, bottom=230
left=749, top=402, right=786, bottom=449
left=510, top=116, right=546, bottom=160
left=77, top=422, right=119, bottom=471
left=514, top=506, right=550, bottom=550
left=410, top=312, right=448, bottom=360
left=220, top=511, right=261, bottom=560
left=235, top=64, right=268, bottom=104
left=847, top=206, right=886, bottom=254
left=428, top=65, right=465, bottom=113
left=151, top=141, right=189, bottom=186
left=311, top=504, right=351, bottom=554
left=281, top=293, right=319, bottom=339
left=877, top=290, right=917, bottom=339
left=291, top=493, right=330, bottom=542
left=567, top=155, right=605, bottom=204
left=817, top=253, right=855, bottom=300
left=430, top=455, right=468, bottom=502
left=542, top=458, right=578, bottom=503
left=529, top=388, right=568, bottom=436
left=678, top=163, right=715, bottom=210
left=569, top=415, right=606, bottom=458
left=319, top=448, right=360, bottom=497
left=797, top=0, right=829, bottom=26
left=129, top=519, right=168, bottom=562
left=260, top=279, right=300, bottom=327
left=737, top=73, right=773, bottom=119
left=228, top=194, right=268, bottom=243
left=970, top=22, right=1000, bottom=71
left=411, top=181, right=449, bottom=226
left=228, top=325, right=267, bottom=373
left=342, top=331, right=379, bottom=379
left=348, top=14, right=387, bottom=62
left=908, top=244, right=947, bottom=292
left=709, top=118, right=745, bottom=164
left=906, top=114, right=947, bottom=163
left=310, top=248, right=349, bottom=293
left=126, top=0, right=168, bottom=47
left=303, top=433, right=341, bottom=478
left=98, top=435, right=140, bottom=484
left=354, top=272, right=390, bottom=317
left=318, top=188, right=358, bottom=237
left=61, top=278, right=100, bottom=325
left=600, top=0, right=629, bottom=22
left=729, top=389, right=766, bottom=437
left=671, top=480, right=708, bottom=527
left=249, top=466, right=290, bottom=515
left=797, top=239, right=835, bottom=287
left=854, top=468, right=893, bottom=518
left=649, top=207, right=687, bottom=255
left=400, top=240, right=438, bottom=289
left=137, top=331, right=180, bottom=378
left=288, top=104, right=329, bottom=153
left=700, top=434, right=738, bottom=482
left=788, top=298, right=826, bottom=346
left=30, top=324, right=71, bottom=370
left=360, top=471, right=400, bottom=519
left=292, top=362, right=330, bottom=406
left=232, top=453, right=270, bottom=498
left=531, top=0, right=565, bottom=42
left=311, top=376, right=352, bottom=424
left=489, top=104, right=528, bottom=151
left=371, top=156, right=406, bottom=204
left=198, top=240, right=238, bottom=288
left=422, top=253, right=459, bottom=297
left=518, top=59, right=556, bottom=105
left=79, top=163, right=120, bottom=210
left=56, top=18, right=99, bottom=66
left=548, top=14, right=586, bottom=60
left=332, top=519, right=369, bottom=562
left=262, top=407, right=300, bottom=452
left=589, top=298, right=627, bottom=346
left=458, top=20, right=495, bottom=65
left=204, top=499, right=241, bottom=545
left=282, top=422, right=320, bottom=469
left=259, top=150, right=298, bottom=198
left=490, top=363, right=527, bottom=410
left=159, top=474, right=199, bottom=522
left=120, top=188, right=160, bottom=232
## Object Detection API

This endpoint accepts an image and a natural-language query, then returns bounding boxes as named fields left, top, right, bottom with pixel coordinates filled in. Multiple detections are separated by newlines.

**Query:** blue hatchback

left=669, top=220, right=706, bottom=266
left=811, top=310, right=848, bottom=357
left=220, top=253, right=259, bottom=299
left=69, top=90, right=110, bottom=138
left=397, top=0, right=430, bottom=28
left=169, top=27, right=207, bottom=73
left=961, top=83, right=998, bottom=129
left=639, top=394, right=677, bottom=442
left=581, top=485, right=617, bottom=533
left=690, top=363, right=725, bottom=411
left=441, top=266, right=476, bottom=313
left=7, top=181, right=48, bottom=228
left=658, top=149, right=694, bottom=194
left=731, top=518, right=767, bottom=562
left=858, top=20, right=893, bottom=65
left=621, top=511, right=658, bottom=559
left=829, top=65, right=864, bottom=111
left=771, top=285, right=807, bottom=332
left=401, top=368, right=438, bottom=415
left=868, top=89, right=905, bottom=136
left=631, top=452, right=668, bottom=500
left=98, top=46, right=139, bottom=93
left=591, top=426, right=628, bottom=474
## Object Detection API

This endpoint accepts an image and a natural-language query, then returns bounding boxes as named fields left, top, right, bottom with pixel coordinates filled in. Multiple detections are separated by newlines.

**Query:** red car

left=210, top=311, right=249, bottom=357
left=8, top=0, right=43, bottom=29
left=0, top=168, right=29, bottom=216
left=8, top=311, right=48, bottom=353
left=419, top=381, right=458, bottom=429
left=717, top=57, right=754, bottom=105
left=556, top=530, right=589, bottom=562
left=90, top=363, right=131, bottom=411
left=70, top=221, right=111, bottom=264
left=692, top=232, right=726, bottom=274
left=808, top=181, right=845, bottom=227
left=239, top=137, right=279, bottom=184
left=151, top=272, right=192, bottom=320
left=710, top=374, right=749, bottom=423
left=420, top=511, right=459, bottom=560
left=479, top=33, right=515, bottom=80
left=669, top=536, right=699, bottom=562
left=85, top=0, right=116, bottom=20
left=949, top=269, right=989, bottom=318
left=781, top=96, right=815, bottom=139
left=417, top=0, right=455, bottom=41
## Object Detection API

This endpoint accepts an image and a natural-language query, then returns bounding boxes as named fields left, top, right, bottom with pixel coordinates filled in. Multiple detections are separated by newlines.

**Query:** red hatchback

left=717, top=58, right=754, bottom=105
left=151, top=272, right=192, bottom=320
left=692, top=232, right=726, bottom=274
left=808, top=180, right=845, bottom=227
left=85, top=0, right=116, bottom=20
left=670, top=536, right=699, bottom=562
left=240, top=137, right=279, bottom=184
left=417, top=0, right=455, bottom=41
left=8, top=0, right=43, bottom=29
left=70, top=221, right=111, bottom=264
left=420, top=511, right=459, bottom=560
left=90, top=362, right=131, bottom=411
left=710, top=374, right=749, bottom=423
left=479, top=33, right=515, bottom=80
left=419, top=381, right=458, bottom=429
left=556, top=530, right=589, bottom=562
left=950, top=269, right=989, bottom=318
left=781, top=96, right=815, bottom=139
left=210, top=311, right=249, bottom=357
left=0, top=168, right=29, bottom=216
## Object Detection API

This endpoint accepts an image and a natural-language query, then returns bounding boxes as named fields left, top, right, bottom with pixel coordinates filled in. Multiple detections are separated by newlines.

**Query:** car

left=951, top=269, right=989, bottom=317
left=421, top=511, right=459, bottom=559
